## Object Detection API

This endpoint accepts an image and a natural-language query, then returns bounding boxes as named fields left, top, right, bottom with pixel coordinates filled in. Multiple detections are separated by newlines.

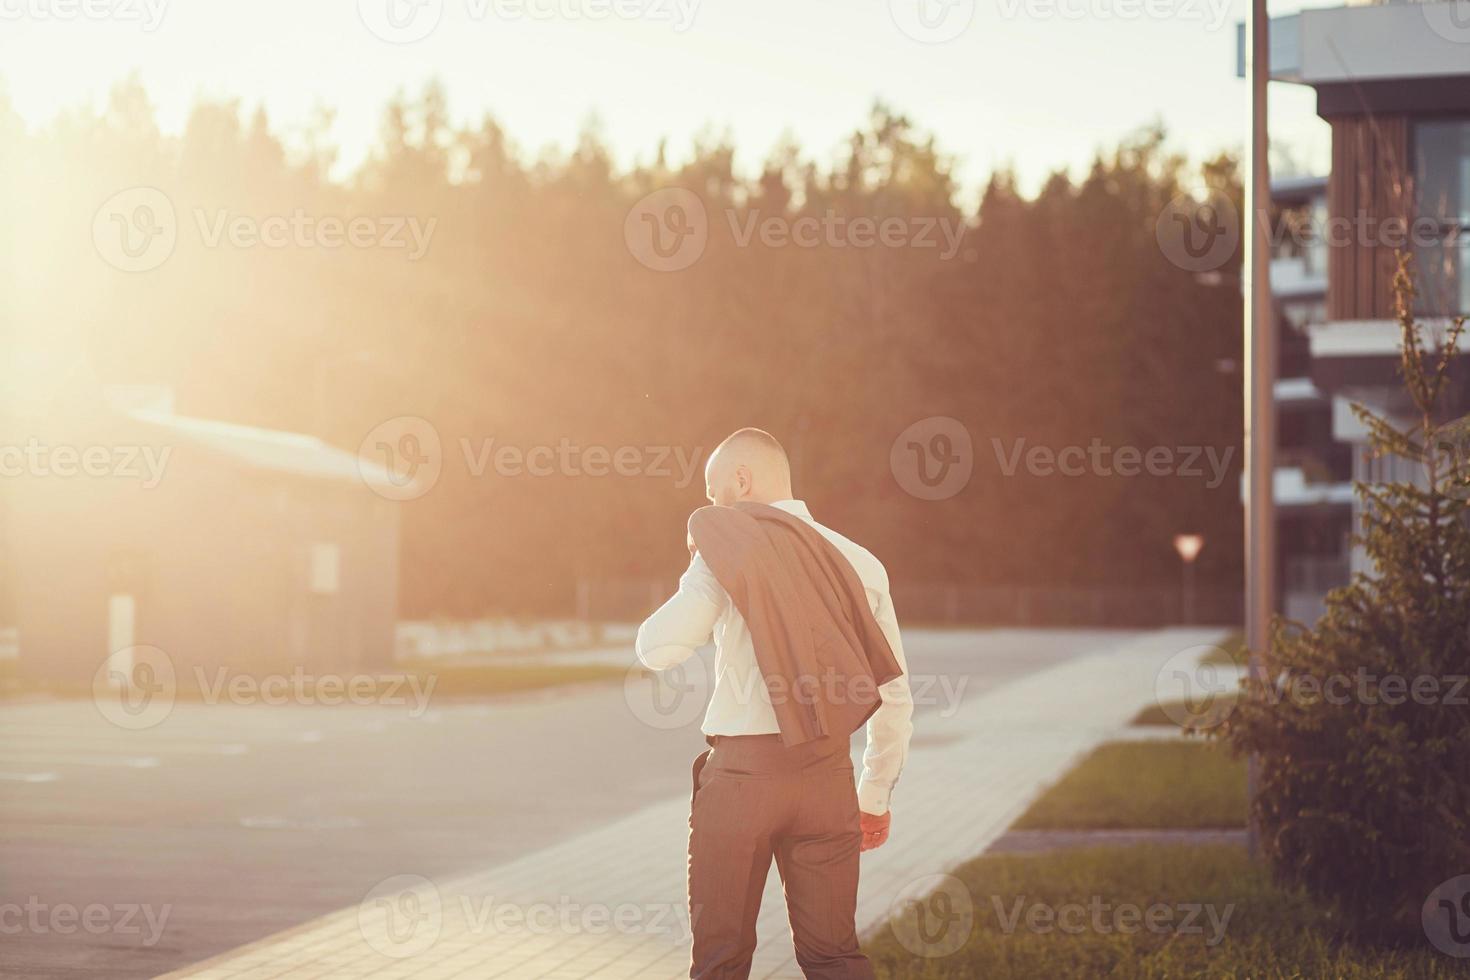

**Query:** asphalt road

left=0, top=628, right=1139, bottom=980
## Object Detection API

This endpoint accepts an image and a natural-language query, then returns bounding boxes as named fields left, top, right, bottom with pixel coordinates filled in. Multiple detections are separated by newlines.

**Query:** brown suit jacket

left=687, top=502, right=903, bottom=747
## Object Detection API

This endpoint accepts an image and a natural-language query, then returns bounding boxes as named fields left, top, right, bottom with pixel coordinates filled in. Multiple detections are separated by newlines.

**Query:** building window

left=1414, top=120, right=1470, bottom=316
left=309, top=543, right=341, bottom=595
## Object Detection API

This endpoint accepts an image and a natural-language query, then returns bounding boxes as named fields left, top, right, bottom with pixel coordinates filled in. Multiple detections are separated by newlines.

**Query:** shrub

left=1219, top=254, right=1470, bottom=941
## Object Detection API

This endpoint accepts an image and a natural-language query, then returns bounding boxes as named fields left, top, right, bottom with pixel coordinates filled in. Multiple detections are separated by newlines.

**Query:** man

left=636, top=428, right=914, bottom=979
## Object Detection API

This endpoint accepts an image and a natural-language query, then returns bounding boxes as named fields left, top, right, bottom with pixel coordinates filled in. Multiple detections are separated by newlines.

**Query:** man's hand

left=859, top=810, right=891, bottom=851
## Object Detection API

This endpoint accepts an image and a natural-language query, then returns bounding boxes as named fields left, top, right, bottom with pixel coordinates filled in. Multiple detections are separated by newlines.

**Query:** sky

left=0, top=0, right=1330, bottom=201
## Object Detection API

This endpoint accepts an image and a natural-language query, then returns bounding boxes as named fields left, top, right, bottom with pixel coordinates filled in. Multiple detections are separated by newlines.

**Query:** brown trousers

left=687, top=734, right=874, bottom=980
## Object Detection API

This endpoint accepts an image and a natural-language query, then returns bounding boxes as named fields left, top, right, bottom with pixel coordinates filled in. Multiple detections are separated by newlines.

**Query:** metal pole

left=1182, top=560, right=1195, bottom=626
left=1243, top=0, right=1274, bottom=861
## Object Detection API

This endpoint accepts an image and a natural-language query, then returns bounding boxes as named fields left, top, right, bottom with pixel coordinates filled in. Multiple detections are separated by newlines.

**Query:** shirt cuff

left=857, top=779, right=892, bottom=815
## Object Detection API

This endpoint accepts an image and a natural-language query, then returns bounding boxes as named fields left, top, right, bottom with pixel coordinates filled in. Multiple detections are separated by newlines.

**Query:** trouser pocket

left=690, top=748, right=712, bottom=810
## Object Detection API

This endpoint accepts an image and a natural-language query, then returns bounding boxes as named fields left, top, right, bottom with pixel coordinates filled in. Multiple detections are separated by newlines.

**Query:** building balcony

left=1255, top=2, right=1470, bottom=88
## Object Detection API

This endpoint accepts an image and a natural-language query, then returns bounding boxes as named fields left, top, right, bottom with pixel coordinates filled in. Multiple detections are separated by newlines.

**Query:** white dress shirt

left=635, top=499, right=914, bottom=815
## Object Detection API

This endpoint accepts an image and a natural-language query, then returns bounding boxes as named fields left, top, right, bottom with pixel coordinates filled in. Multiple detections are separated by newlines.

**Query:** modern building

left=8, top=391, right=401, bottom=688
left=1251, top=0, right=1470, bottom=622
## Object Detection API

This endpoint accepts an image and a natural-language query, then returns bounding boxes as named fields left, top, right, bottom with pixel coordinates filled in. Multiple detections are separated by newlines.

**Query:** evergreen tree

left=1221, top=252, right=1470, bottom=940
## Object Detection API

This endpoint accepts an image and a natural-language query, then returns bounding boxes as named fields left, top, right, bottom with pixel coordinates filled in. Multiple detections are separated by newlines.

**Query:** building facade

left=9, top=397, right=401, bottom=688
left=1256, top=0, right=1470, bottom=621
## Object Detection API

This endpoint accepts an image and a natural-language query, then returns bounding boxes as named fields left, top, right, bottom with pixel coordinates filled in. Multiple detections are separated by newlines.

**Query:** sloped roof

left=128, top=410, right=397, bottom=488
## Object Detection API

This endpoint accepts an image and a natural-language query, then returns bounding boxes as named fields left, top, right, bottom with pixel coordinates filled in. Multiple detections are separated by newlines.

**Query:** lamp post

left=1173, top=533, right=1206, bottom=624
left=1244, top=0, right=1273, bottom=863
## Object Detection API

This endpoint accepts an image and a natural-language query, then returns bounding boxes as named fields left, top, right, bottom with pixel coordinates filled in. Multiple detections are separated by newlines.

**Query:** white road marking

left=0, top=772, right=59, bottom=783
left=0, top=734, right=251, bottom=756
left=0, top=753, right=161, bottom=769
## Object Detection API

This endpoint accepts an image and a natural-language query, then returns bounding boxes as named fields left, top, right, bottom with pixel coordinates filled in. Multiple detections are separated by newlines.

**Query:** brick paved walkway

left=160, top=628, right=1225, bottom=980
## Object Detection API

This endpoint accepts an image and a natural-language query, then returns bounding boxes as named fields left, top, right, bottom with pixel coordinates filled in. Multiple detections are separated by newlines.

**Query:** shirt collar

left=768, top=498, right=813, bottom=520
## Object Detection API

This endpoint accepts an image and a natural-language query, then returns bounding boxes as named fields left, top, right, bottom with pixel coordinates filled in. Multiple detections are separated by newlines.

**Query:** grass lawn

left=408, top=662, right=628, bottom=697
left=1131, top=695, right=1237, bottom=729
left=864, top=844, right=1460, bottom=978
left=1013, top=741, right=1247, bottom=830
left=1198, top=631, right=1248, bottom=666
left=1, top=661, right=629, bottom=701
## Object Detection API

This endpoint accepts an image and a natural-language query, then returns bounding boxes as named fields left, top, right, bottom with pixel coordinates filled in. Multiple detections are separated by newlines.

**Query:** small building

left=9, top=397, right=400, bottom=688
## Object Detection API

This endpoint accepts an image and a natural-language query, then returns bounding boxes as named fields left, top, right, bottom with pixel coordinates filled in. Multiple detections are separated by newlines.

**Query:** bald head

left=704, top=428, right=793, bottom=507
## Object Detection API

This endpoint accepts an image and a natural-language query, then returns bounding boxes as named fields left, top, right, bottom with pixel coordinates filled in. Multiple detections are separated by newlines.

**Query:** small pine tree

left=1221, top=252, right=1470, bottom=940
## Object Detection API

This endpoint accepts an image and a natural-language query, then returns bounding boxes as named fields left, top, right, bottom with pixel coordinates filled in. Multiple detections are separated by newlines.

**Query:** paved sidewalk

left=160, top=628, right=1224, bottom=980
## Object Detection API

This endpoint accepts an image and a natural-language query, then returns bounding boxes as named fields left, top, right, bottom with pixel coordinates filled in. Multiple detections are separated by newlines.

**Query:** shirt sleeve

left=634, top=553, right=727, bottom=670
left=857, top=582, right=914, bottom=816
